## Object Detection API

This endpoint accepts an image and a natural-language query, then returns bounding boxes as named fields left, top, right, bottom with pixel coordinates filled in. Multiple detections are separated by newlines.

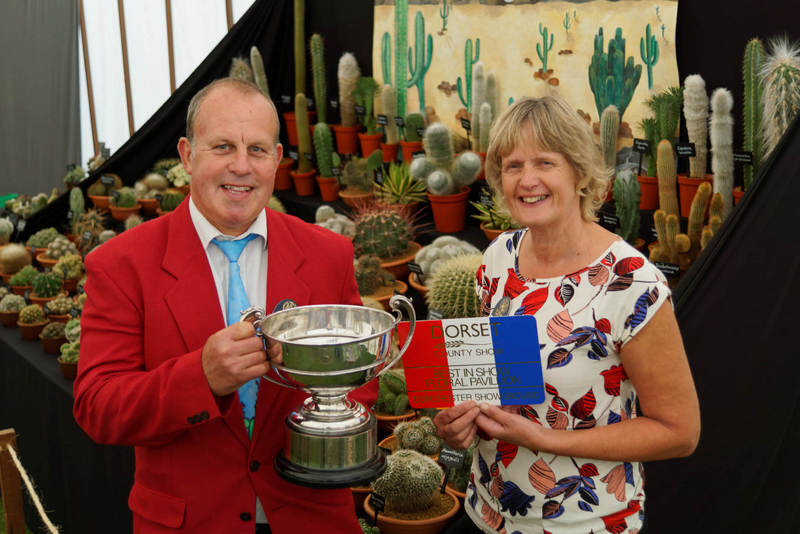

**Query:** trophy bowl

left=242, top=295, right=416, bottom=488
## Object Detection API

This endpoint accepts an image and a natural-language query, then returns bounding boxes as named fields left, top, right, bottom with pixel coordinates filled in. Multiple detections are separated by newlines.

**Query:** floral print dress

left=465, top=229, right=671, bottom=534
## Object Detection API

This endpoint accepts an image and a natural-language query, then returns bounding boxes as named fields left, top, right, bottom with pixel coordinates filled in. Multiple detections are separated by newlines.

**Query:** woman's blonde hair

left=484, top=96, right=612, bottom=222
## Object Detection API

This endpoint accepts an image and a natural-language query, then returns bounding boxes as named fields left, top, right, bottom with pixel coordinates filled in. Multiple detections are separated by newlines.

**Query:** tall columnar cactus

left=337, top=53, right=360, bottom=127
left=742, top=38, right=765, bottom=190
left=656, top=140, right=679, bottom=219
left=612, top=169, right=640, bottom=244
left=456, top=38, right=481, bottom=112
left=394, top=0, right=410, bottom=117
left=682, top=181, right=712, bottom=258
left=761, top=37, right=800, bottom=157
left=309, top=33, right=327, bottom=123
left=69, top=187, right=85, bottom=226
left=600, top=105, right=620, bottom=170
left=478, top=102, right=493, bottom=153
left=229, top=57, right=253, bottom=82
left=426, top=253, right=483, bottom=318
left=371, top=449, right=443, bottom=513
left=640, top=24, right=659, bottom=90
left=471, top=62, right=486, bottom=149
left=424, top=122, right=455, bottom=170
left=588, top=27, right=642, bottom=120
left=710, top=88, right=735, bottom=218
left=295, top=93, right=313, bottom=173
left=381, top=32, right=392, bottom=86
left=537, top=23, right=554, bottom=73
left=313, top=123, right=335, bottom=178
left=353, top=77, right=379, bottom=135
left=381, top=84, right=400, bottom=143
left=485, top=72, right=498, bottom=119
left=250, top=46, right=270, bottom=98
left=408, top=12, right=433, bottom=112
left=293, top=0, right=305, bottom=94
left=682, top=74, right=709, bottom=178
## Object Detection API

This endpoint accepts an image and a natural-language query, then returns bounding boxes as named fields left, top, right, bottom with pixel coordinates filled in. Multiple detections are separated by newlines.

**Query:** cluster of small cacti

left=613, top=169, right=641, bottom=245
left=470, top=189, right=521, bottom=232
left=135, top=173, right=170, bottom=200
left=159, top=189, right=186, bottom=212
left=9, top=265, right=38, bottom=287
left=358, top=518, right=380, bottom=534
left=4, top=192, right=55, bottom=219
left=26, top=227, right=61, bottom=249
left=63, top=165, right=86, bottom=186
left=414, top=236, right=480, bottom=284
left=71, top=209, right=107, bottom=254
left=0, top=218, right=14, bottom=245
left=352, top=203, right=414, bottom=260
left=166, top=164, right=190, bottom=188
left=371, top=449, right=443, bottom=513
left=354, top=255, right=395, bottom=296
left=19, top=304, right=45, bottom=324
left=315, top=205, right=355, bottom=238
left=46, top=294, right=74, bottom=315
left=0, top=244, right=31, bottom=275
left=151, top=158, right=180, bottom=175
left=426, top=253, right=483, bottom=319
left=410, top=122, right=481, bottom=196
left=72, top=292, right=86, bottom=312
left=0, top=294, right=26, bottom=313
left=110, top=187, right=138, bottom=208
left=124, top=214, right=143, bottom=231
left=45, top=236, right=79, bottom=259
left=393, top=417, right=441, bottom=455
left=41, top=321, right=66, bottom=339
left=59, top=340, right=80, bottom=363
left=87, top=174, right=123, bottom=196
left=375, top=369, right=409, bottom=415
left=32, top=271, right=63, bottom=298
left=64, top=318, right=81, bottom=343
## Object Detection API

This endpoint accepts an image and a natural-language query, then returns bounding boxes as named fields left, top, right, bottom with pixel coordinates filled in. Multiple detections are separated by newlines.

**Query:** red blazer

left=73, top=200, right=376, bottom=533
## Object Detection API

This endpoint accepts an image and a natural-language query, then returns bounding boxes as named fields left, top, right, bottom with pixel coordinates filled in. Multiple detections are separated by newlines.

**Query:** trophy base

left=274, top=447, right=387, bottom=488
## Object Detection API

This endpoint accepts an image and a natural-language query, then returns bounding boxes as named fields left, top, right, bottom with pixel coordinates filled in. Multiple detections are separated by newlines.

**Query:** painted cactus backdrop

left=373, top=0, right=679, bottom=159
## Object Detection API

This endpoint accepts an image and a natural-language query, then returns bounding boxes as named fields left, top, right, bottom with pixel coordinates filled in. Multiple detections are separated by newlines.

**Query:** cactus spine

left=682, top=74, right=709, bottom=178
left=371, top=449, right=443, bottom=513
left=710, top=88, right=735, bottom=218
left=313, top=123, right=334, bottom=178
left=761, top=37, right=800, bottom=157
left=408, top=11, right=433, bottom=112
left=337, top=53, right=360, bottom=127
left=309, top=33, right=327, bottom=124
left=640, top=23, right=659, bottom=90
left=742, top=38, right=765, bottom=190
left=456, top=38, right=480, bottom=112
left=293, top=0, right=305, bottom=94
left=423, top=122, right=454, bottom=170
left=295, top=93, right=313, bottom=173
left=426, top=253, right=483, bottom=318
left=600, top=105, right=620, bottom=170
left=656, top=140, right=679, bottom=218
left=612, top=169, right=640, bottom=244
left=381, top=84, right=399, bottom=144
left=250, top=46, right=269, bottom=98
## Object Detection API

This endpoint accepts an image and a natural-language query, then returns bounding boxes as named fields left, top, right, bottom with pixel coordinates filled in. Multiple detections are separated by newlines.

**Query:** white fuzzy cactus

left=709, top=87, right=735, bottom=218
left=414, top=235, right=480, bottom=284
left=683, top=74, right=709, bottom=178
left=337, top=52, right=360, bottom=127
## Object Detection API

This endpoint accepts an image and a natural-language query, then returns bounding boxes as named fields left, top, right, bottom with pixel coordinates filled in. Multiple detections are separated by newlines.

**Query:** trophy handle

left=240, top=306, right=299, bottom=390
left=375, top=294, right=416, bottom=379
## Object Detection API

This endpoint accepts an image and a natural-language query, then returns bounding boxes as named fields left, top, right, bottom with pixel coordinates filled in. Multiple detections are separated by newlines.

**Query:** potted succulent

left=354, top=255, right=406, bottom=311
left=58, top=340, right=80, bottom=380
left=30, top=271, right=63, bottom=306
left=45, top=294, right=75, bottom=323
left=86, top=173, right=123, bottom=210
left=351, top=202, right=421, bottom=280
left=63, top=165, right=86, bottom=189
left=134, top=172, right=170, bottom=214
left=379, top=84, right=400, bottom=162
left=410, top=123, right=481, bottom=233
left=37, top=235, right=79, bottom=268
left=0, top=217, right=14, bottom=246
left=446, top=441, right=477, bottom=499
left=426, top=254, right=483, bottom=319
left=399, top=112, right=426, bottom=163
left=9, top=265, right=38, bottom=296
left=380, top=416, right=442, bottom=458
left=315, top=205, right=355, bottom=238
left=333, top=52, right=361, bottom=155
left=410, top=236, right=481, bottom=294
left=40, top=321, right=67, bottom=354
left=108, top=186, right=141, bottom=221
left=0, top=243, right=32, bottom=281
left=53, top=253, right=84, bottom=293
left=26, top=227, right=61, bottom=258
left=290, top=93, right=317, bottom=196
left=165, top=163, right=191, bottom=195
left=374, top=369, right=416, bottom=437
left=312, top=122, right=340, bottom=202
left=470, top=188, right=522, bottom=241
left=354, top=77, right=382, bottom=157
left=0, top=293, right=26, bottom=327
left=17, top=304, right=48, bottom=341
left=71, top=208, right=107, bottom=255
left=374, top=161, right=428, bottom=211
left=364, top=449, right=460, bottom=533
left=157, top=189, right=186, bottom=215
left=338, top=151, right=382, bottom=207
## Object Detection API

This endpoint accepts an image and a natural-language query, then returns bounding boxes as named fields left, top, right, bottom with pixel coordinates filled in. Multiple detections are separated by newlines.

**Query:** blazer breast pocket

left=129, top=482, right=186, bottom=529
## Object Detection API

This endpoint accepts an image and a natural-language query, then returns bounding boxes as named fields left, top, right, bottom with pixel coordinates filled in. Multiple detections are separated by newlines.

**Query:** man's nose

left=228, top=148, right=250, bottom=174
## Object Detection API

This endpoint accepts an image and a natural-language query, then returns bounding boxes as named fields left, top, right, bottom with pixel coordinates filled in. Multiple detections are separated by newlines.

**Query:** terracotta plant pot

left=11, top=285, right=31, bottom=297
left=380, top=242, right=422, bottom=282
left=363, top=488, right=460, bottom=534
left=375, top=410, right=418, bottom=439
left=358, top=132, right=383, bottom=158
left=0, top=271, right=13, bottom=283
left=479, top=221, right=508, bottom=242
left=637, top=175, right=659, bottom=210
left=0, top=310, right=19, bottom=328
left=35, top=253, right=58, bottom=269
left=29, top=293, right=59, bottom=307
left=407, top=273, right=428, bottom=298
left=274, top=158, right=294, bottom=191
left=633, top=237, right=647, bottom=255
left=18, top=320, right=48, bottom=341
left=428, top=187, right=471, bottom=233
left=63, top=277, right=80, bottom=294
left=41, top=335, right=66, bottom=355
left=338, top=188, right=373, bottom=208
left=290, top=169, right=317, bottom=197
left=88, top=194, right=111, bottom=210
left=47, top=313, right=71, bottom=323
left=138, top=198, right=159, bottom=215
left=109, top=203, right=141, bottom=221
left=733, top=186, right=744, bottom=205
left=380, top=142, right=400, bottom=163
left=333, top=124, right=361, bottom=155
left=677, top=174, right=713, bottom=217
left=400, top=140, right=423, bottom=163
left=316, top=176, right=340, bottom=202
left=373, top=280, right=408, bottom=312
left=57, top=358, right=78, bottom=380
left=282, top=111, right=315, bottom=147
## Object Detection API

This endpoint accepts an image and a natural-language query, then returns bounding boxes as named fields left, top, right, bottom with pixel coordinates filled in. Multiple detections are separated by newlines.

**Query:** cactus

left=9, top=265, right=38, bottom=287
left=426, top=253, right=483, bottom=319
left=381, top=84, right=400, bottom=143
left=69, top=187, right=85, bottom=226
left=393, top=417, right=441, bottom=455
left=612, top=169, right=641, bottom=245
left=682, top=74, right=709, bottom=178
left=159, top=189, right=186, bottom=212
left=352, top=203, right=414, bottom=260
left=640, top=87, right=683, bottom=176
left=166, top=164, right=190, bottom=187
left=700, top=193, right=724, bottom=250
left=376, top=369, right=409, bottom=414
left=588, top=27, right=642, bottom=120
left=313, top=123, right=335, bottom=178
left=408, top=12, right=433, bottom=112
left=0, top=294, right=26, bottom=313
left=354, top=255, right=395, bottom=296
left=656, top=140, right=679, bottom=219
left=125, top=214, right=143, bottom=231
left=72, top=209, right=106, bottom=253
left=640, top=24, right=659, bottom=90
left=353, top=77, right=379, bottom=135
left=486, top=72, right=498, bottom=118
left=32, top=271, right=63, bottom=298
left=293, top=0, right=305, bottom=94
left=423, top=122, right=454, bottom=170
left=375, top=161, right=428, bottom=205
left=46, top=295, right=73, bottom=316
left=45, top=236, right=79, bottom=260
left=111, top=186, right=137, bottom=208
left=228, top=57, right=253, bottom=82
left=403, top=112, right=425, bottom=143
left=60, top=341, right=81, bottom=364
left=710, top=88, right=735, bottom=218
left=679, top=181, right=712, bottom=259
left=393, top=0, right=411, bottom=118
left=63, top=165, right=85, bottom=186
left=371, top=449, right=443, bottom=513
left=456, top=38, right=480, bottom=112
left=295, top=93, right=314, bottom=173
left=413, top=123, right=480, bottom=196
left=649, top=209, right=679, bottom=265
left=26, top=227, right=61, bottom=249
left=742, top=38, right=765, bottom=190
left=64, top=318, right=81, bottom=343
left=449, top=441, right=476, bottom=492
left=0, top=217, right=13, bottom=245
left=477, top=102, right=493, bottom=153
left=53, top=253, right=83, bottom=281
left=761, top=37, right=800, bottom=157
left=250, top=46, right=270, bottom=98
left=19, top=304, right=45, bottom=324
left=337, top=53, right=361, bottom=128
left=41, top=321, right=66, bottom=339
left=309, top=33, right=327, bottom=123
left=340, top=157, right=372, bottom=193
left=600, top=105, right=620, bottom=170
left=471, top=62, right=486, bottom=149
left=537, top=23, right=554, bottom=73
left=315, top=206, right=355, bottom=238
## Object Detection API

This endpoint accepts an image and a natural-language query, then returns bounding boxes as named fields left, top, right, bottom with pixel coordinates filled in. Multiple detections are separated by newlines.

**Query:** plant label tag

left=303, top=152, right=314, bottom=162
left=111, top=191, right=120, bottom=201
left=394, top=116, right=405, bottom=127
left=17, top=220, right=26, bottom=232
left=376, top=114, right=388, bottom=126
left=427, top=308, right=443, bottom=320
left=373, top=168, right=384, bottom=185
left=653, top=261, right=680, bottom=278
left=355, top=105, right=366, bottom=116
left=67, top=210, right=73, bottom=220
left=733, top=151, right=753, bottom=165
left=280, top=95, right=291, bottom=104
left=479, top=189, right=493, bottom=206
left=675, top=142, right=696, bottom=158
left=651, top=225, right=658, bottom=240
left=306, top=97, right=314, bottom=109
left=288, top=150, right=298, bottom=160
left=633, top=138, right=650, bottom=153
left=329, top=99, right=338, bottom=109
left=599, top=213, right=620, bottom=230
left=24, top=290, right=30, bottom=300
left=331, top=166, right=341, bottom=176
left=397, top=316, right=545, bottom=408
left=407, top=261, right=423, bottom=275
left=412, top=150, right=426, bottom=159
left=155, top=194, right=163, bottom=202
left=29, top=246, right=36, bottom=256
left=82, top=231, right=92, bottom=240
left=100, top=175, right=115, bottom=185
left=461, top=118, right=471, bottom=131
left=70, top=308, right=80, bottom=317
left=438, top=445, right=466, bottom=469
left=416, top=127, right=425, bottom=138
left=370, top=492, right=385, bottom=524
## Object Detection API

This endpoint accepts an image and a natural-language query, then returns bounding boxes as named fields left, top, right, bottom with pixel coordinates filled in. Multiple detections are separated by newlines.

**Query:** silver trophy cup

left=240, top=294, right=416, bottom=488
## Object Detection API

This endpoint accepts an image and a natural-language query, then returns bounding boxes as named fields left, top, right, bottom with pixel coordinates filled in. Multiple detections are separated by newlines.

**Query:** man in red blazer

left=74, top=78, right=375, bottom=533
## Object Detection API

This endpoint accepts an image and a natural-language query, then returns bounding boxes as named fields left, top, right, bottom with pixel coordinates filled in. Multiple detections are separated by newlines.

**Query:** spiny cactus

left=19, top=304, right=45, bottom=324
left=9, top=265, right=38, bottom=287
left=32, top=271, right=62, bottom=298
left=125, top=214, right=143, bottom=231
left=656, top=140, right=679, bottom=219
left=678, top=181, right=712, bottom=260
left=710, top=88, right=735, bottom=218
left=742, top=38, right=764, bottom=190
left=45, top=236, right=79, bottom=260
left=63, top=165, right=86, bottom=186
left=26, top=227, right=61, bottom=249
left=340, top=157, right=371, bottom=192
left=229, top=56, right=254, bottom=82
left=352, top=203, right=415, bottom=260
left=353, top=77, right=379, bottom=135
left=295, top=93, right=314, bottom=173
left=376, top=369, right=409, bottom=415
left=426, top=253, right=483, bottom=318
left=761, top=37, right=800, bottom=157
left=41, top=321, right=66, bottom=339
left=381, top=84, right=399, bottom=144
left=250, top=46, right=270, bottom=97
left=371, top=449, right=443, bottom=513
left=166, top=164, right=190, bottom=188
left=682, top=74, right=709, bottom=178
left=600, top=105, right=620, bottom=170
left=64, top=318, right=81, bottom=343
left=700, top=193, right=724, bottom=250
left=613, top=169, right=641, bottom=244
left=159, top=189, right=186, bottom=212
left=0, top=294, right=26, bottom=313
left=412, top=123, right=480, bottom=196
left=309, top=33, right=327, bottom=123
left=477, top=102, right=493, bottom=153
left=111, top=187, right=137, bottom=208
left=313, top=122, right=335, bottom=177
left=69, top=187, right=85, bottom=226
left=72, top=208, right=106, bottom=253
left=337, top=53, right=360, bottom=127
left=393, top=416, right=441, bottom=455
left=59, top=340, right=80, bottom=363
left=414, top=236, right=480, bottom=284
left=46, top=294, right=73, bottom=315
left=471, top=62, right=486, bottom=148
left=354, top=255, right=395, bottom=296
left=403, top=113, right=425, bottom=143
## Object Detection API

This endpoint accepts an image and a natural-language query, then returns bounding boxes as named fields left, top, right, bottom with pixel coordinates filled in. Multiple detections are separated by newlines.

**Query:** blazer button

left=200, top=410, right=209, bottom=420
left=186, top=416, right=195, bottom=424
left=240, top=512, right=252, bottom=522
left=249, top=460, right=260, bottom=472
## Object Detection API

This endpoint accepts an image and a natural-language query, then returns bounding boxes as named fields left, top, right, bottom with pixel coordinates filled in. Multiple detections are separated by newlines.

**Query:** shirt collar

left=188, top=197, right=267, bottom=250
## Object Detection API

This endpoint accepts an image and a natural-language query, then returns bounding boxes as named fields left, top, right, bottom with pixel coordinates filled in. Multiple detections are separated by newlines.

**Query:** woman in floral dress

left=435, top=97, right=700, bottom=534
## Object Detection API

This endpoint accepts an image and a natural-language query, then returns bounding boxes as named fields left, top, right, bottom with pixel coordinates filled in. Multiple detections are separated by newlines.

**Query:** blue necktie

left=212, top=234, right=260, bottom=438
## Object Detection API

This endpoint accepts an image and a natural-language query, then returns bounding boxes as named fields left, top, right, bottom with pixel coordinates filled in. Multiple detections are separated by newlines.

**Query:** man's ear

left=275, top=143, right=283, bottom=163
left=177, top=137, right=193, bottom=174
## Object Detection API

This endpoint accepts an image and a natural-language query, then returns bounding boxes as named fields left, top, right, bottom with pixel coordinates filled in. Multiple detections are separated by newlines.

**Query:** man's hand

left=201, top=322, right=269, bottom=396
left=433, top=401, right=481, bottom=450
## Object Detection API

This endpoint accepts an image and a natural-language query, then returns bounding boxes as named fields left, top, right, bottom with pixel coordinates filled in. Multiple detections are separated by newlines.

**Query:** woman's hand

left=434, top=401, right=481, bottom=449
left=475, top=404, right=541, bottom=449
